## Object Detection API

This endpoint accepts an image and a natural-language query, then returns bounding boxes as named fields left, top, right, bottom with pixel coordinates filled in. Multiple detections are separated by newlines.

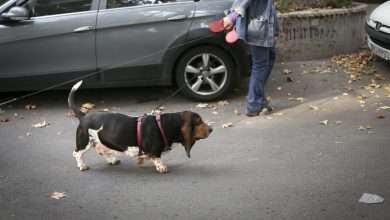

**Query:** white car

left=366, top=1, right=390, bottom=60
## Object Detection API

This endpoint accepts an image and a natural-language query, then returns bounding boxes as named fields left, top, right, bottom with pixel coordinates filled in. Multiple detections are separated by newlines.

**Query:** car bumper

left=366, top=24, right=390, bottom=60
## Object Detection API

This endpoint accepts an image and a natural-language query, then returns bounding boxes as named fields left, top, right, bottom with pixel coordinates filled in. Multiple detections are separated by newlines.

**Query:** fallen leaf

left=336, top=121, right=343, bottom=125
left=217, top=100, right=229, bottom=106
left=32, top=120, right=50, bottom=128
left=377, top=115, right=385, bottom=119
left=379, top=106, right=390, bottom=110
left=296, top=97, right=305, bottom=102
left=212, top=111, right=219, bottom=115
left=273, top=112, right=284, bottom=116
left=320, top=120, right=328, bottom=126
left=277, top=86, right=283, bottom=91
left=286, top=76, right=294, bottom=83
left=333, top=97, right=339, bottom=100
left=50, top=192, right=66, bottom=200
left=309, top=105, right=319, bottom=111
left=234, top=109, right=241, bottom=115
left=283, top=69, right=292, bottom=75
left=25, top=105, right=37, bottom=110
left=0, top=117, right=10, bottom=123
left=80, top=103, right=95, bottom=113
left=26, top=132, right=31, bottom=136
left=196, top=103, right=209, bottom=109
left=13, top=113, right=18, bottom=117
left=343, top=93, right=349, bottom=96
left=222, top=122, right=233, bottom=128
left=207, top=121, right=216, bottom=126
left=359, top=193, right=384, bottom=204
left=358, top=125, right=366, bottom=131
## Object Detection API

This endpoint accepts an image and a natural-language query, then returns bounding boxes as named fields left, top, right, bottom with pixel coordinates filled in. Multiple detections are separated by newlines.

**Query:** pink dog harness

left=137, top=114, right=169, bottom=152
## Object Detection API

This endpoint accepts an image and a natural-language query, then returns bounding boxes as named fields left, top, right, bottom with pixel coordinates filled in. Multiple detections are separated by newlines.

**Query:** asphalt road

left=0, top=59, right=389, bottom=220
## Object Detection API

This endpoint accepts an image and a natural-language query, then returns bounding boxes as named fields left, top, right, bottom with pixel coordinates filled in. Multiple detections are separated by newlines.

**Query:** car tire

left=175, top=46, right=236, bottom=101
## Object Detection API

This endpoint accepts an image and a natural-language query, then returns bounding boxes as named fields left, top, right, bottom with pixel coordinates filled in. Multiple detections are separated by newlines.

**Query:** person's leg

left=265, top=47, right=276, bottom=84
left=246, top=46, right=270, bottom=115
left=262, top=46, right=276, bottom=112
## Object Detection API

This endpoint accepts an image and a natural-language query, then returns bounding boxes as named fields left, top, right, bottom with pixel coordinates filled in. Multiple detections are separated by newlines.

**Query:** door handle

left=73, top=26, right=94, bottom=33
left=167, top=15, right=187, bottom=21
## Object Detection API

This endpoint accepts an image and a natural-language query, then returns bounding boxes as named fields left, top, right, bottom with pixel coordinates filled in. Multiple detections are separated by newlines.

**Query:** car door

left=96, top=0, right=195, bottom=85
left=0, top=0, right=98, bottom=91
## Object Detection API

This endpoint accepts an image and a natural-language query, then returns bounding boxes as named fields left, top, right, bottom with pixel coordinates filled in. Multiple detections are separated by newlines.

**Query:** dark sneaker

left=246, top=111, right=260, bottom=117
left=261, top=104, right=274, bottom=115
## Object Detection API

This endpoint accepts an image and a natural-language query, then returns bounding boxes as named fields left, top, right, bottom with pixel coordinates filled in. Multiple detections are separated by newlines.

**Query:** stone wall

left=276, top=3, right=368, bottom=61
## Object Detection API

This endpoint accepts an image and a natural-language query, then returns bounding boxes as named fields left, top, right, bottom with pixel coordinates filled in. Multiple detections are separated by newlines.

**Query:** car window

left=106, top=0, right=176, bottom=9
left=32, top=0, right=92, bottom=17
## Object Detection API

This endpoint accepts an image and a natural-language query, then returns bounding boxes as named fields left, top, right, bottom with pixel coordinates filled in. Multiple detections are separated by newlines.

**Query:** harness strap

left=156, top=114, right=169, bottom=148
left=136, top=115, right=170, bottom=152
left=137, top=116, right=143, bottom=151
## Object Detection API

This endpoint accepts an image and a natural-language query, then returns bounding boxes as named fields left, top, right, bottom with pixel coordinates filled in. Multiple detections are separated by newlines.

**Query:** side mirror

left=1, top=6, right=29, bottom=21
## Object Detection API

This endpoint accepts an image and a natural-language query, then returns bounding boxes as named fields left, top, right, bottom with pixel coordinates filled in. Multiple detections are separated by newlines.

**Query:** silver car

left=0, top=0, right=249, bottom=101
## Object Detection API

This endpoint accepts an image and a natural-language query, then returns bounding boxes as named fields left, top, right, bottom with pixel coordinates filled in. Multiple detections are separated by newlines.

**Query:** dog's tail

left=68, top=81, right=85, bottom=119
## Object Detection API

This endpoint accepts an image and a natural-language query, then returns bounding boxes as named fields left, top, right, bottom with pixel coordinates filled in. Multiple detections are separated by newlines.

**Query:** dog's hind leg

left=95, top=143, right=120, bottom=166
left=73, top=127, right=91, bottom=171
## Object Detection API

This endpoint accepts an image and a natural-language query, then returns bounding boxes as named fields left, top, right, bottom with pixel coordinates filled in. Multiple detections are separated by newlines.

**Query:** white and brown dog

left=68, top=81, right=213, bottom=173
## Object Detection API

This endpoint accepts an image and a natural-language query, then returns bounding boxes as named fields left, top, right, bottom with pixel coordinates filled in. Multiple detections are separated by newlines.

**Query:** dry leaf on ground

left=286, top=76, right=294, bottom=83
left=283, top=69, right=292, bottom=75
left=217, top=100, right=229, bottom=106
left=80, top=103, right=95, bottom=113
left=320, top=120, right=328, bottom=126
left=32, top=120, right=50, bottom=128
left=309, top=105, right=319, bottom=111
left=377, top=115, right=385, bottom=119
left=196, top=103, right=209, bottom=109
left=25, top=105, right=37, bottom=110
left=50, top=192, right=66, bottom=200
left=234, top=109, right=241, bottom=115
left=222, top=122, right=233, bottom=128
left=0, top=117, right=10, bottom=123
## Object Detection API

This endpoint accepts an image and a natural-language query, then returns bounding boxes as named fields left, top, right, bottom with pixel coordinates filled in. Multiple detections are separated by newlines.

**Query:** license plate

left=368, top=38, right=390, bottom=60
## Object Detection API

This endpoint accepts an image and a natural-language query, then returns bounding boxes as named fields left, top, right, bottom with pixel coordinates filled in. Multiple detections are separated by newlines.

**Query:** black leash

left=0, top=33, right=217, bottom=108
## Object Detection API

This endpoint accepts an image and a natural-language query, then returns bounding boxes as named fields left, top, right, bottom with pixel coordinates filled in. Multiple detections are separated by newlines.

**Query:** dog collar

left=136, top=114, right=170, bottom=151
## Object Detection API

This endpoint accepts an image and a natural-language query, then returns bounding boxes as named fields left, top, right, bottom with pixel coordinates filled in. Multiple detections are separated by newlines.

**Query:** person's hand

left=223, top=17, right=234, bottom=31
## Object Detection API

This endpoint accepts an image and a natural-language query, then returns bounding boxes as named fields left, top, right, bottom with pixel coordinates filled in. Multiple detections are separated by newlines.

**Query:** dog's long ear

left=181, top=111, right=195, bottom=158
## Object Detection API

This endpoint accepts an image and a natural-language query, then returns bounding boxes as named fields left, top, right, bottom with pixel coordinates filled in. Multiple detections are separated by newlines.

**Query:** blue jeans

left=247, top=46, right=276, bottom=113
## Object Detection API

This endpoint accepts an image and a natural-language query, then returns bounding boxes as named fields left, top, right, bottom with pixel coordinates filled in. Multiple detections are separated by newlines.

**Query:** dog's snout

left=208, top=127, right=213, bottom=134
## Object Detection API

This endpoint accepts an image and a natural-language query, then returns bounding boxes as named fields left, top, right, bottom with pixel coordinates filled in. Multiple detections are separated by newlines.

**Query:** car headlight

left=367, top=17, right=376, bottom=28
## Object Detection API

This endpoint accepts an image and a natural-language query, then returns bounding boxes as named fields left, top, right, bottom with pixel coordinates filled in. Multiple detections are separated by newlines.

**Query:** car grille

left=371, top=36, right=390, bottom=50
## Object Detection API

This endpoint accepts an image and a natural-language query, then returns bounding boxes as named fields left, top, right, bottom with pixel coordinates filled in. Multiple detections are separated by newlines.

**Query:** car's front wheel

left=175, top=46, right=235, bottom=101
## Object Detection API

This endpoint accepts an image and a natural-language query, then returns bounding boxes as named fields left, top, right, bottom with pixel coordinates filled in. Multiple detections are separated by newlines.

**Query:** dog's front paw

left=156, top=165, right=168, bottom=173
left=79, top=165, right=90, bottom=171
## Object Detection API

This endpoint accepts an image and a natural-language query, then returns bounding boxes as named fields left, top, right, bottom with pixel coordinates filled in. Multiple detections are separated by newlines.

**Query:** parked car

left=0, top=0, right=249, bottom=101
left=366, top=1, right=390, bottom=61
